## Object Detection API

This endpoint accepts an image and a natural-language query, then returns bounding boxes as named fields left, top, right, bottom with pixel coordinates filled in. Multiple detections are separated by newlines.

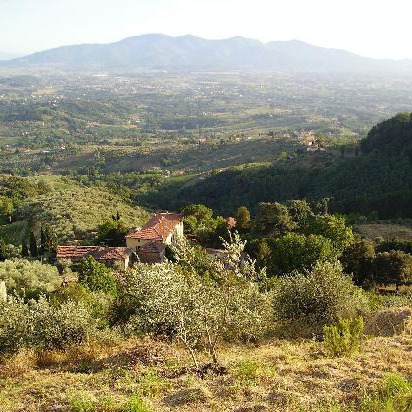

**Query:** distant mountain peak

left=2, top=34, right=411, bottom=73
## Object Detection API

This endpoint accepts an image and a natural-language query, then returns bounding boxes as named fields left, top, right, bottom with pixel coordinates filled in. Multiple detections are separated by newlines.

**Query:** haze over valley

left=2, top=1, right=412, bottom=411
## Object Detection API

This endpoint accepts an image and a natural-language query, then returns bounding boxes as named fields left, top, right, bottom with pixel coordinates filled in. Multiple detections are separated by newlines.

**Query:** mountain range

left=2, top=34, right=412, bottom=73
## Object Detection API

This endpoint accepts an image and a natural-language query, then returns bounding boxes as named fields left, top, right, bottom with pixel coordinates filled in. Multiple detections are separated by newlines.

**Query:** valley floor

left=1, top=334, right=412, bottom=411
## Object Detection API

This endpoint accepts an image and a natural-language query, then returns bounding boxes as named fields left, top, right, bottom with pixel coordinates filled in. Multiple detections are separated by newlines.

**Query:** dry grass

left=365, top=306, right=412, bottom=337
left=355, top=223, right=412, bottom=241
left=1, top=334, right=412, bottom=411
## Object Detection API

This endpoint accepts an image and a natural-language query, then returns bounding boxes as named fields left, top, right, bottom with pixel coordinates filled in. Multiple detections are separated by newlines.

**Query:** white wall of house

left=126, top=221, right=184, bottom=250
left=126, top=238, right=153, bottom=250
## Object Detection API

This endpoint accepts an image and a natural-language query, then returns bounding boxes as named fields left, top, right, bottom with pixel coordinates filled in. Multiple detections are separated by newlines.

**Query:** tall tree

left=234, top=206, right=251, bottom=231
left=254, top=202, right=296, bottom=237
left=42, top=225, right=58, bottom=255
left=29, top=231, right=38, bottom=258
left=21, top=240, right=29, bottom=258
left=0, top=198, right=14, bottom=223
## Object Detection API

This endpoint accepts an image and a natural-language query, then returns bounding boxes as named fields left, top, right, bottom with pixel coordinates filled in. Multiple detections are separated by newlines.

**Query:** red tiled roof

left=57, top=246, right=132, bottom=262
left=126, top=212, right=182, bottom=241
left=226, top=217, right=237, bottom=229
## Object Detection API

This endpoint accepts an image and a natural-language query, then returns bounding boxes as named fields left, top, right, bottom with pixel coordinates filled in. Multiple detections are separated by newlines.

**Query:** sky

left=1, top=0, right=412, bottom=59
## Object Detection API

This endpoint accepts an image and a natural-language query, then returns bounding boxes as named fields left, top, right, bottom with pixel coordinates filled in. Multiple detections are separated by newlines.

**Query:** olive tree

left=116, top=233, right=272, bottom=368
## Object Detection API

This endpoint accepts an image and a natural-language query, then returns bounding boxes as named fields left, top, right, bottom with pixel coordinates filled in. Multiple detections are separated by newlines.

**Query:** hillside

left=140, top=113, right=412, bottom=218
left=1, top=334, right=412, bottom=411
left=0, top=175, right=149, bottom=244
left=3, top=34, right=412, bottom=73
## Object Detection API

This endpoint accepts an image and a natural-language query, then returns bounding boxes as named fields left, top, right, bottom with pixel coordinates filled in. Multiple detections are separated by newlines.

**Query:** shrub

left=274, top=261, right=367, bottom=335
left=32, top=298, right=98, bottom=350
left=358, top=373, right=412, bottom=411
left=68, top=390, right=96, bottom=412
left=116, top=234, right=272, bottom=367
left=0, top=297, right=32, bottom=355
left=77, top=256, right=117, bottom=294
left=0, top=258, right=61, bottom=299
left=122, top=396, right=151, bottom=412
left=323, top=317, right=364, bottom=357
left=0, top=296, right=98, bottom=355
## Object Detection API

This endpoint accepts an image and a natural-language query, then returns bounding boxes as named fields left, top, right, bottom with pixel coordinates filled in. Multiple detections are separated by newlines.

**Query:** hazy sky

left=1, top=0, right=412, bottom=59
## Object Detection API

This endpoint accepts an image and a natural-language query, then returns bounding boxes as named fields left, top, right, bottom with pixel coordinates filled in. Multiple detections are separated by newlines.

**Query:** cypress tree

left=40, top=226, right=45, bottom=255
left=43, top=224, right=58, bottom=255
left=29, top=231, right=38, bottom=257
left=21, top=240, right=29, bottom=257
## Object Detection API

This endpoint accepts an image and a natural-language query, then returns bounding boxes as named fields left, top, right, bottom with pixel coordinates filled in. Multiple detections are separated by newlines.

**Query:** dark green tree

left=340, top=239, right=375, bottom=286
left=77, top=256, right=117, bottom=294
left=234, top=206, right=251, bottom=231
left=21, top=240, right=29, bottom=258
left=306, top=214, right=353, bottom=254
left=373, top=251, right=412, bottom=290
left=42, top=225, right=58, bottom=255
left=97, top=219, right=127, bottom=247
left=182, top=204, right=213, bottom=223
left=254, top=202, right=296, bottom=237
left=0, top=238, right=8, bottom=261
left=29, top=231, right=38, bottom=258
left=287, top=199, right=313, bottom=230
left=268, top=232, right=335, bottom=275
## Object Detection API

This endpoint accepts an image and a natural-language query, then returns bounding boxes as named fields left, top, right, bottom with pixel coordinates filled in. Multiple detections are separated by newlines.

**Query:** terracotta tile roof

left=126, top=212, right=183, bottom=241
left=57, top=246, right=132, bottom=262
left=226, top=217, right=237, bottom=229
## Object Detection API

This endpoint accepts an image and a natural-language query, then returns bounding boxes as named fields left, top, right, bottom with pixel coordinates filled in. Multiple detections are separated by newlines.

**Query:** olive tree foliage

left=274, top=261, right=368, bottom=334
left=268, top=233, right=335, bottom=275
left=0, top=259, right=61, bottom=299
left=306, top=214, right=354, bottom=254
left=0, top=296, right=97, bottom=355
left=116, top=233, right=272, bottom=368
left=0, top=281, right=6, bottom=302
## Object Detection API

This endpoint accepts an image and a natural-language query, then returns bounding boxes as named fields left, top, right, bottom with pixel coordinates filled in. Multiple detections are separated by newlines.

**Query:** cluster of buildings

left=56, top=212, right=184, bottom=270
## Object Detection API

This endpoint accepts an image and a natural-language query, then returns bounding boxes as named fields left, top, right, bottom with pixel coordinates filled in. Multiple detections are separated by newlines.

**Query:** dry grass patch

left=1, top=336, right=412, bottom=411
left=365, top=306, right=412, bottom=337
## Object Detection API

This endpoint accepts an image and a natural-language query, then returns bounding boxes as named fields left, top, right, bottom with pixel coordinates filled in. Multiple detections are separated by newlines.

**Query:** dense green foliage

left=0, top=259, right=61, bottom=299
left=146, top=113, right=412, bottom=220
left=77, top=256, right=117, bottom=294
left=323, top=317, right=364, bottom=357
left=0, top=297, right=97, bottom=355
left=274, top=261, right=367, bottom=332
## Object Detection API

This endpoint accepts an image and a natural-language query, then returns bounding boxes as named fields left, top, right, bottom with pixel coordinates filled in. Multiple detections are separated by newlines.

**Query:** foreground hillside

left=1, top=335, right=412, bottom=411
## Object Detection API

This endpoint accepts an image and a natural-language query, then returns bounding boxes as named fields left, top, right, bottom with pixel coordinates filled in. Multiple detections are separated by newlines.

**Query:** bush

left=274, top=261, right=367, bottom=335
left=116, top=234, right=272, bottom=367
left=0, top=296, right=98, bottom=355
left=0, top=259, right=61, bottom=299
left=364, top=306, right=412, bottom=337
left=323, top=317, right=364, bottom=357
left=77, top=256, right=117, bottom=294
left=358, top=373, right=412, bottom=412
left=33, top=298, right=98, bottom=350
left=0, top=297, right=32, bottom=355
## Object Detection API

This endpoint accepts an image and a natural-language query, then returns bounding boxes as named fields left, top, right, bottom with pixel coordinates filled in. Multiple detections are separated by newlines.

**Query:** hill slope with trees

left=149, top=113, right=412, bottom=219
